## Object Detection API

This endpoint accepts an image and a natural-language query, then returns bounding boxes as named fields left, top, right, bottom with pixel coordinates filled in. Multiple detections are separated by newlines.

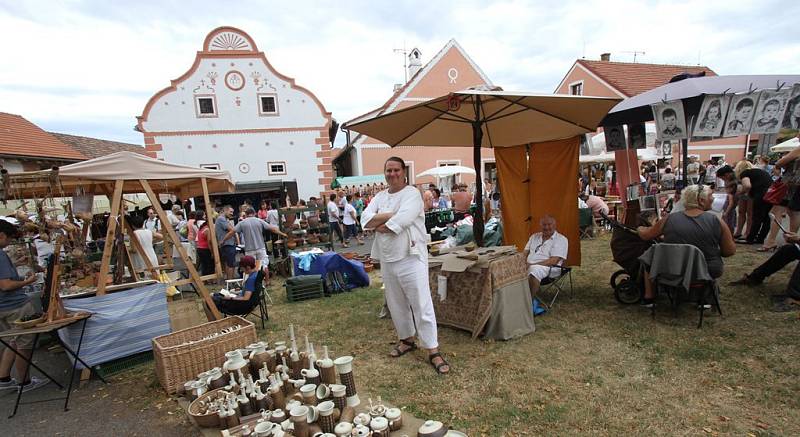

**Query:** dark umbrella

left=602, top=75, right=800, bottom=180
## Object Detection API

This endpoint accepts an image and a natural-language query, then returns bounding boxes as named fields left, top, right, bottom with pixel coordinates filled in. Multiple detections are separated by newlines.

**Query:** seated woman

left=212, top=255, right=262, bottom=315
left=637, top=184, right=736, bottom=306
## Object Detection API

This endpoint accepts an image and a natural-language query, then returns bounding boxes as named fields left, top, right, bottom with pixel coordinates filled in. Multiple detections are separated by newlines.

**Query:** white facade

left=138, top=27, right=334, bottom=200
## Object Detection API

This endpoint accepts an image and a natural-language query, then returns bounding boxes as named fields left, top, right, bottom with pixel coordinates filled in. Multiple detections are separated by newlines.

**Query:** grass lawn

left=136, top=235, right=799, bottom=436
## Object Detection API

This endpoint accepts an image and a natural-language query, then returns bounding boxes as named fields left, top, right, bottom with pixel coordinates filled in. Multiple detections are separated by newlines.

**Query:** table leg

left=57, top=319, right=106, bottom=413
left=9, top=333, right=39, bottom=418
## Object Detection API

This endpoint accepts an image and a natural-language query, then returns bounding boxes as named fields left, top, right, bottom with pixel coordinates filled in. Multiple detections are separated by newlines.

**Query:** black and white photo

left=751, top=89, right=791, bottom=134
left=723, top=92, right=759, bottom=137
left=782, top=83, right=800, bottom=130
left=693, top=94, right=730, bottom=137
left=603, top=125, right=626, bottom=151
left=652, top=101, right=687, bottom=141
left=627, top=122, right=647, bottom=149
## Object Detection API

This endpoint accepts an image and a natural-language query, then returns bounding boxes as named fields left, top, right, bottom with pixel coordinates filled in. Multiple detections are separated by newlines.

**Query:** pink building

left=334, top=40, right=496, bottom=188
left=554, top=54, right=752, bottom=163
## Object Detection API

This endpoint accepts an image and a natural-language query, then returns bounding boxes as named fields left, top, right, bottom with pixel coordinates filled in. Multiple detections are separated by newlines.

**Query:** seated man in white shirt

left=523, top=215, right=569, bottom=300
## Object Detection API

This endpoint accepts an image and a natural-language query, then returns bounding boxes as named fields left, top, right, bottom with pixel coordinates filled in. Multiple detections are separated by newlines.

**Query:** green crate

left=285, top=275, right=324, bottom=302
left=95, top=351, right=153, bottom=379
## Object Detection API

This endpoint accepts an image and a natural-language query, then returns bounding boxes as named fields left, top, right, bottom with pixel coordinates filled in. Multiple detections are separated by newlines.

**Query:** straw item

left=153, top=316, right=257, bottom=394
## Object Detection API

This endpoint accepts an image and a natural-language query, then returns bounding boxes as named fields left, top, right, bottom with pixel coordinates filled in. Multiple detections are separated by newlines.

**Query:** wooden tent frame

left=2, top=168, right=231, bottom=321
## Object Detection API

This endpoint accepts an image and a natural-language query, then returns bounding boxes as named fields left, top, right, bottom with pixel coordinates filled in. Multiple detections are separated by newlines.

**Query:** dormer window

left=258, top=94, right=278, bottom=116
left=195, top=95, right=218, bottom=117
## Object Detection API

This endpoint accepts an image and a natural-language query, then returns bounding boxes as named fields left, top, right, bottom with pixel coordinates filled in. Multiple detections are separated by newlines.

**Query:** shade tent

left=771, top=137, right=799, bottom=153
left=344, top=89, right=621, bottom=246
left=331, top=174, right=387, bottom=189
left=6, top=151, right=234, bottom=199
left=416, top=165, right=476, bottom=178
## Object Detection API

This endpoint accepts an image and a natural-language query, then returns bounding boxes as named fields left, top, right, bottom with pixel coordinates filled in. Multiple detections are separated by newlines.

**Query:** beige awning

left=344, top=90, right=621, bottom=148
left=4, top=151, right=234, bottom=199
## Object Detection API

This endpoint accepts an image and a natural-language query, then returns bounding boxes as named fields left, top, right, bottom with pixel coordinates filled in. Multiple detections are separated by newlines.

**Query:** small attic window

left=195, top=95, right=217, bottom=117
left=258, top=94, right=278, bottom=116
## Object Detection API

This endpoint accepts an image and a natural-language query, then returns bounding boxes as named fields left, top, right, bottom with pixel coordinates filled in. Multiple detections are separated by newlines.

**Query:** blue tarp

left=59, top=282, right=170, bottom=369
left=291, top=251, right=369, bottom=290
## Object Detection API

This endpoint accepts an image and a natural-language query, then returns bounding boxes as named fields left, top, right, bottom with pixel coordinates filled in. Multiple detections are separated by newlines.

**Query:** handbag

left=764, top=179, right=789, bottom=205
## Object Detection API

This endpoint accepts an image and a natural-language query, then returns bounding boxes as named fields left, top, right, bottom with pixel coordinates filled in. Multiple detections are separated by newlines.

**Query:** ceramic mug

left=306, top=404, right=319, bottom=423
left=315, top=383, right=331, bottom=401
left=302, top=368, right=321, bottom=385
left=290, top=405, right=310, bottom=437
left=333, top=356, right=353, bottom=374
left=300, top=383, right=318, bottom=405
left=254, top=421, right=277, bottom=436
left=316, top=400, right=336, bottom=433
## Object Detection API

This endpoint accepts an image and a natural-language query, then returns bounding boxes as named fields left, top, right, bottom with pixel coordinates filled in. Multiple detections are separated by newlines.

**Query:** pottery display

left=418, top=420, right=449, bottom=437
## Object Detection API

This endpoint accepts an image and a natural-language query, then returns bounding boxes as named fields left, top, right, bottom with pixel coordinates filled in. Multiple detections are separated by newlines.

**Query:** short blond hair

left=682, top=184, right=712, bottom=210
left=734, top=160, right=753, bottom=179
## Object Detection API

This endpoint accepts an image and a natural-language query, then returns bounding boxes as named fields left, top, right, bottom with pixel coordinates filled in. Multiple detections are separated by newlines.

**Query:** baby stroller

left=604, top=211, right=657, bottom=304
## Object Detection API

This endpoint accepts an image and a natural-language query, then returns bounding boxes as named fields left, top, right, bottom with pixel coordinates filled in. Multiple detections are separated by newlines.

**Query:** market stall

left=427, top=245, right=533, bottom=339
left=1, top=152, right=233, bottom=320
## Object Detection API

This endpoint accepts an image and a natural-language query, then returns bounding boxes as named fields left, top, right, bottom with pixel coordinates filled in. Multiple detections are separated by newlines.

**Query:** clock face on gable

left=225, top=70, right=245, bottom=91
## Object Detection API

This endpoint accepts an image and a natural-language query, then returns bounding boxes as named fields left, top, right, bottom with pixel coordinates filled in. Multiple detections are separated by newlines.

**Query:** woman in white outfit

left=361, top=157, right=450, bottom=374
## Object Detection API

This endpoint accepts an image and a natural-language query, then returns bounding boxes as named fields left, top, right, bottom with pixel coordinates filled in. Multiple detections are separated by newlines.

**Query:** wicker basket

left=188, top=388, right=229, bottom=428
left=152, top=316, right=257, bottom=394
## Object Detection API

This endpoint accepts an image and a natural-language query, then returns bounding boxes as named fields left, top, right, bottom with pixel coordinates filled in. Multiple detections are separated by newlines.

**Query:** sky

left=1, top=0, right=798, bottom=146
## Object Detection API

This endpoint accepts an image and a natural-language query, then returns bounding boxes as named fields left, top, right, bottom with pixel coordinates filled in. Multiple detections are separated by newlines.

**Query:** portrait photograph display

left=627, top=122, right=647, bottom=149
left=693, top=94, right=731, bottom=137
left=781, top=83, right=800, bottom=130
left=603, top=125, right=627, bottom=151
left=652, top=101, right=687, bottom=142
left=723, top=92, right=760, bottom=137
left=751, top=88, right=792, bottom=135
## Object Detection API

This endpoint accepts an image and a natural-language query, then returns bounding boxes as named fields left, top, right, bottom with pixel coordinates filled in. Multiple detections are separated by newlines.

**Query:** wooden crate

left=152, top=316, right=256, bottom=394
left=285, top=275, right=324, bottom=302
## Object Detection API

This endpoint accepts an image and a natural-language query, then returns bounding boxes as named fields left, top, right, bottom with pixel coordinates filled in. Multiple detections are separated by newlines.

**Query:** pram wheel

left=611, top=269, right=640, bottom=304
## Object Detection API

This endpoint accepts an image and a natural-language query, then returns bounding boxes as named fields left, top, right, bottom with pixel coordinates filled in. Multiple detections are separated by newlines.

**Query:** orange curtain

left=529, top=137, right=581, bottom=266
left=495, top=145, right=530, bottom=250
left=614, top=149, right=639, bottom=201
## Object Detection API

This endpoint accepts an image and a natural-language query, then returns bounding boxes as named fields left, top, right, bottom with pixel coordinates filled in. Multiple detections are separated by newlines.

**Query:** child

left=698, top=99, right=722, bottom=132
left=661, top=108, right=682, bottom=137
left=755, top=99, right=781, bottom=130
left=722, top=183, right=737, bottom=233
left=727, top=98, right=755, bottom=132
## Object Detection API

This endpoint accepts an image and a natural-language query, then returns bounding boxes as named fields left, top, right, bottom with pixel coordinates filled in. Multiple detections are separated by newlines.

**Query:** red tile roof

left=0, top=112, right=86, bottom=161
left=50, top=132, right=146, bottom=159
left=577, top=60, right=716, bottom=97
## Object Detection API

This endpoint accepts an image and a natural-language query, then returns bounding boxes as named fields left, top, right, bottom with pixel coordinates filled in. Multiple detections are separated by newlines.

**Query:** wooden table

left=0, top=312, right=106, bottom=418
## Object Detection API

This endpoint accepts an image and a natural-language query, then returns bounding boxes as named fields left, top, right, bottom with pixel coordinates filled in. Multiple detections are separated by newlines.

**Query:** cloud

left=1, top=0, right=798, bottom=146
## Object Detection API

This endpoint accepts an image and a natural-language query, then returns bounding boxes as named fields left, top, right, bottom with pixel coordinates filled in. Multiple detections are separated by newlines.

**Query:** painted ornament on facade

left=209, top=32, right=253, bottom=51
left=448, top=68, right=459, bottom=84
left=206, top=72, right=218, bottom=86
left=239, top=163, right=250, bottom=174
left=225, top=71, right=245, bottom=91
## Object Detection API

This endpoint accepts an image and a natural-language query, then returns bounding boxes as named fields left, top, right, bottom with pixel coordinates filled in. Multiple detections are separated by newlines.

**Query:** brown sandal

left=428, top=352, right=450, bottom=374
left=389, top=339, right=417, bottom=357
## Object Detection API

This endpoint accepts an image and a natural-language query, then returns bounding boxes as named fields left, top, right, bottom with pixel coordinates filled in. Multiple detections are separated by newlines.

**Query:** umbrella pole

left=473, top=97, right=484, bottom=247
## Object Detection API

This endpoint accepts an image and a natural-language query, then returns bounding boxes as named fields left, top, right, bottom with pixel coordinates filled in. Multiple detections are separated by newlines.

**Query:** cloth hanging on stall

left=495, top=145, right=531, bottom=251
left=529, top=137, right=582, bottom=266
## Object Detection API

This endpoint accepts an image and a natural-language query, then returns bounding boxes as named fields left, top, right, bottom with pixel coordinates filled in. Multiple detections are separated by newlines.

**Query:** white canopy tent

left=416, top=165, right=476, bottom=178
left=771, top=137, right=799, bottom=153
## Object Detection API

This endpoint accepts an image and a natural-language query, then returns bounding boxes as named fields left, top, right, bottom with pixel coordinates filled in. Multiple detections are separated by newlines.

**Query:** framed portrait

left=603, top=125, right=627, bottom=151
left=652, top=101, right=687, bottom=142
left=722, top=92, right=760, bottom=137
left=751, top=89, right=792, bottom=135
left=627, top=122, right=647, bottom=149
left=659, top=141, right=672, bottom=158
left=781, top=83, right=800, bottom=130
left=693, top=94, right=731, bottom=137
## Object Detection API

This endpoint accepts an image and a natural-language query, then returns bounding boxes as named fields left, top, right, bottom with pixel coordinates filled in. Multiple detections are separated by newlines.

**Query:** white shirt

left=524, top=231, right=568, bottom=266
left=327, top=201, right=340, bottom=222
left=266, top=209, right=279, bottom=227
left=343, top=203, right=357, bottom=225
left=578, top=197, right=589, bottom=209
left=144, top=217, right=160, bottom=231
left=361, top=185, right=428, bottom=264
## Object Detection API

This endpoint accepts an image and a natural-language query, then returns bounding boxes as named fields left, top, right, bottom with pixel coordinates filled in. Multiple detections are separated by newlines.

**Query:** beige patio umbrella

left=344, top=89, right=620, bottom=244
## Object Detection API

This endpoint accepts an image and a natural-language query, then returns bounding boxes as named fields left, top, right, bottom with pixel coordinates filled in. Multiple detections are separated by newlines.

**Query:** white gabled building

left=137, top=26, right=335, bottom=201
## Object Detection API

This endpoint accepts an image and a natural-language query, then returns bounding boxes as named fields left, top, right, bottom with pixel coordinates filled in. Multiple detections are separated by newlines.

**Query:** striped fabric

left=58, top=283, right=170, bottom=369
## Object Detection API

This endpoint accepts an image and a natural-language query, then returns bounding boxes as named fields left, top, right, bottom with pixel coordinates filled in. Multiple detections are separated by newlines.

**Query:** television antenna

left=393, top=42, right=409, bottom=83
left=621, top=50, right=646, bottom=63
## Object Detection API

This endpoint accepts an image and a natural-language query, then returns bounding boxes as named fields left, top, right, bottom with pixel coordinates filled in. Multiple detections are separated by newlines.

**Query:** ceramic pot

left=418, top=420, right=449, bottom=437
left=223, top=350, right=249, bottom=373
left=385, top=408, right=402, bottom=431
left=370, top=416, right=389, bottom=437
left=334, top=422, right=353, bottom=437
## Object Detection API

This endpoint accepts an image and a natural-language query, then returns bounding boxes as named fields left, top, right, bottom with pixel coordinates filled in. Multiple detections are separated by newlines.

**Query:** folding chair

left=218, top=270, right=268, bottom=329
left=578, top=208, right=594, bottom=239
left=539, top=265, right=573, bottom=308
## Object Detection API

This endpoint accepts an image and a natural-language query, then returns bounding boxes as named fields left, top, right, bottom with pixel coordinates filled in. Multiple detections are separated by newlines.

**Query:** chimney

left=600, top=53, right=611, bottom=62
left=407, top=48, right=422, bottom=80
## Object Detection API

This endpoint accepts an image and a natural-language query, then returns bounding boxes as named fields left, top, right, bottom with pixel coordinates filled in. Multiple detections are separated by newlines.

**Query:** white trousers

left=245, top=249, right=269, bottom=271
left=382, top=256, right=439, bottom=349
left=528, top=265, right=559, bottom=281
